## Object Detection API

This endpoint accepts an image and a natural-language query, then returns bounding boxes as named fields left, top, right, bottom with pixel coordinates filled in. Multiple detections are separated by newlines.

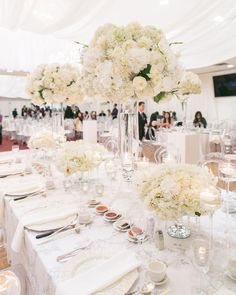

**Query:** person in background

left=12, top=108, right=18, bottom=119
left=111, top=103, right=118, bottom=119
left=161, top=111, right=173, bottom=128
left=172, top=111, right=177, bottom=121
left=149, top=111, right=162, bottom=129
left=90, top=111, right=97, bottom=120
left=107, top=109, right=112, bottom=118
left=64, top=106, right=75, bottom=119
left=138, top=101, right=147, bottom=141
left=0, top=112, right=2, bottom=145
left=193, top=111, right=207, bottom=128
left=74, top=112, right=83, bottom=139
left=84, top=111, right=89, bottom=120
left=98, top=110, right=106, bottom=117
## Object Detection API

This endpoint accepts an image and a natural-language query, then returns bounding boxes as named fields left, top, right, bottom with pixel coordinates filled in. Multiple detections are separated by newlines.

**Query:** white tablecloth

left=1, top=150, right=236, bottom=295
left=166, top=131, right=209, bottom=164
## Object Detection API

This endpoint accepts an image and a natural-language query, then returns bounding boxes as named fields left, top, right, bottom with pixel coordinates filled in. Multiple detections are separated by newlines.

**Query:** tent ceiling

left=0, top=0, right=236, bottom=72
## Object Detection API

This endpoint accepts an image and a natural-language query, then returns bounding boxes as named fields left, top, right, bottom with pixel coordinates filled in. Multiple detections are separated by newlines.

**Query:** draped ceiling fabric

left=0, top=0, right=236, bottom=71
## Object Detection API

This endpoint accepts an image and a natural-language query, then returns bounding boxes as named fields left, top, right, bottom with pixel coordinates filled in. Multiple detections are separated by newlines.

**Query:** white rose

left=125, top=47, right=151, bottom=74
left=133, top=76, right=147, bottom=91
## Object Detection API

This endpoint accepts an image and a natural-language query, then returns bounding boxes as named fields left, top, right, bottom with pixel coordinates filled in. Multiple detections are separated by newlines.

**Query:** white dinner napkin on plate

left=11, top=205, right=78, bottom=252
left=214, top=286, right=235, bottom=295
left=5, top=182, right=44, bottom=196
left=0, top=155, right=14, bottom=164
left=55, top=250, right=141, bottom=295
left=0, top=164, right=24, bottom=177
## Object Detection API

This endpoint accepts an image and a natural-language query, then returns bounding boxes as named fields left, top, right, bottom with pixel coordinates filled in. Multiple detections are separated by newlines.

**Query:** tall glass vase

left=118, top=101, right=140, bottom=182
left=51, top=103, right=64, bottom=136
left=181, top=100, right=188, bottom=129
left=118, top=101, right=139, bottom=159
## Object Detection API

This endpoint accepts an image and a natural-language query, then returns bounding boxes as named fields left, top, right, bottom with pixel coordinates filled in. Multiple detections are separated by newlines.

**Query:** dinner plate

left=26, top=212, right=78, bottom=232
left=61, top=248, right=138, bottom=295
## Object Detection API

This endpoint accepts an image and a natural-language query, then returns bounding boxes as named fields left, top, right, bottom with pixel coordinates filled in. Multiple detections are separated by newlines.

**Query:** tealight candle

left=200, top=190, right=219, bottom=206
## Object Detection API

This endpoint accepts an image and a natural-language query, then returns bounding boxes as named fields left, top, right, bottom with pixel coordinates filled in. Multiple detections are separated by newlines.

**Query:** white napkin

left=0, top=156, right=14, bottom=164
left=11, top=205, right=78, bottom=252
left=5, top=182, right=44, bottom=196
left=214, top=286, right=235, bottom=295
left=0, top=164, right=24, bottom=177
left=55, top=250, right=141, bottom=295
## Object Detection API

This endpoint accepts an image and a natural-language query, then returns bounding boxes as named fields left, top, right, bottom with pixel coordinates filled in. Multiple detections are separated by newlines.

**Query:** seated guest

left=64, top=106, right=74, bottom=119
left=74, top=112, right=83, bottom=139
left=84, top=111, right=89, bottom=120
left=98, top=110, right=106, bottom=117
left=138, top=101, right=147, bottom=141
left=91, top=111, right=97, bottom=120
left=193, top=111, right=207, bottom=128
left=172, top=111, right=177, bottom=121
left=149, top=111, right=162, bottom=129
left=161, top=111, right=173, bottom=128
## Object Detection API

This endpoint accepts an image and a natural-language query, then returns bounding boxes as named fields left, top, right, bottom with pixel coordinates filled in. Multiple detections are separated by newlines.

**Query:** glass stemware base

left=167, top=222, right=191, bottom=239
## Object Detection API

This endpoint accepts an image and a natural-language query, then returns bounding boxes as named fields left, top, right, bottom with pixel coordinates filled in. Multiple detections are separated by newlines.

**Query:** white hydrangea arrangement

left=56, top=141, right=107, bottom=176
left=26, top=63, right=84, bottom=106
left=28, top=131, right=56, bottom=150
left=138, top=163, right=218, bottom=220
left=178, top=71, right=201, bottom=96
left=81, top=22, right=183, bottom=103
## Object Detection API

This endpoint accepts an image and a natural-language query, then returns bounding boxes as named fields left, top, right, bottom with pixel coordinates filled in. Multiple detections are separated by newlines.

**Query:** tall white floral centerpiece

left=26, top=63, right=84, bottom=133
left=176, top=71, right=201, bottom=127
left=81, top=22, right=183, bottom=157
left=138, top=163, right=219, bottom=238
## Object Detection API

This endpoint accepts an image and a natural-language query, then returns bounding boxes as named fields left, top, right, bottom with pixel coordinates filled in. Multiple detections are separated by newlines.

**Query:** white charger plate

left=60, top=248, right=138, bottom=295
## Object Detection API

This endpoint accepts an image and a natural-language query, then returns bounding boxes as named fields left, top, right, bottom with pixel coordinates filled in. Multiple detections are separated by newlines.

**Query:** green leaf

left=153, top=92, right=166, bottom=103
left=136, top=64, right=151, bottom=81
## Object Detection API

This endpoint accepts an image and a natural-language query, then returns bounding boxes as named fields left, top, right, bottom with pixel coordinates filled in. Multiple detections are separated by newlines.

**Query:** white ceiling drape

left=0, top=0, right=236, bottom=70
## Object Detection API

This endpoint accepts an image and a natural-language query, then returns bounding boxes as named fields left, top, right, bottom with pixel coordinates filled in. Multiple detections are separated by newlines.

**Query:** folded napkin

left=0, top=164, right=24, bottom=177
left=0, top=156, right=14, bottom=164
left=214, top=286, right=236, bottom=295
left=55, top=250, right=141, bottom=295
left=11, top=205, right=78, bottom=252
left=5, top=182, right=44, bottom=196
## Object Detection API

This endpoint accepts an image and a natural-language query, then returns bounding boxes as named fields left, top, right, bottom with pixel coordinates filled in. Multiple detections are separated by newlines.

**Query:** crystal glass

left=192, top=238, right=211, bottom=294
left=95, top=183, right=104, bottom=197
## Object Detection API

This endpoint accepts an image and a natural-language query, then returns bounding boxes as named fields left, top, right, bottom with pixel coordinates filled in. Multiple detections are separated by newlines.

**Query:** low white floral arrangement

left=81, top=22, right=183, bottom=103
left=28, top=131, right=56, bottom=150
left=26, top=63, right=84, bottom=106
left=178, top=71, right=201, bottom=96
left=138, top=163, right=218, bottom=220
left=56, top=141, right=107, bottom=176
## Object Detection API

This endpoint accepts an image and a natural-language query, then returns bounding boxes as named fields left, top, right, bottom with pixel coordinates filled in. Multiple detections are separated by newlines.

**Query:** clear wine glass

left=0, top=270, right=21, bottom=295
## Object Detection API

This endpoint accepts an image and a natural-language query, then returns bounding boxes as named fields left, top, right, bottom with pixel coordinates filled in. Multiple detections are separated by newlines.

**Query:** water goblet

left=95, top=183, right=104, bottom=197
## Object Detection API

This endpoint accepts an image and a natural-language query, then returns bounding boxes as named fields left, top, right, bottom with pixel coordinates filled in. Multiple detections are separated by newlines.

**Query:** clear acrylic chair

left=154, top=144, right=181, bottom=164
